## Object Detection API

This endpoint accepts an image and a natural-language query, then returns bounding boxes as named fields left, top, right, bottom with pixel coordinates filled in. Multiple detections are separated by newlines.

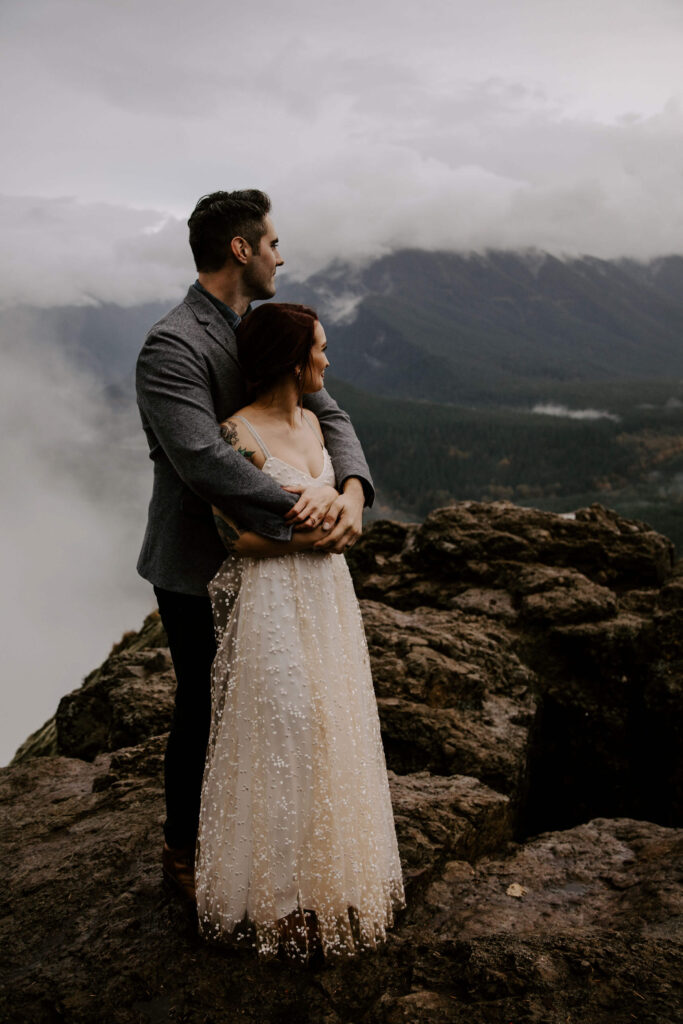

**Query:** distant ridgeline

left=6, top=249, right=683, bottom=548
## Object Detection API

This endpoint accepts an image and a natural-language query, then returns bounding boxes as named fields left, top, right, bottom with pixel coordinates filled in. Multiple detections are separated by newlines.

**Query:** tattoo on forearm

left=214, top=513, right=242, bottom=553
left=220, top=420, right=255, bottom=461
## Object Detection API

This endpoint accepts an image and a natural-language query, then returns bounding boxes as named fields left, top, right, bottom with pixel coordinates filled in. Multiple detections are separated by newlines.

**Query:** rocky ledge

left=2, top=501, right=682, bottom=1023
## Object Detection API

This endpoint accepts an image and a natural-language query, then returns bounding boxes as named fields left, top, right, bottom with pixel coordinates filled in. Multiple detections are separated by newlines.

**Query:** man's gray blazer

left=136, top=286, right=374, bottom=596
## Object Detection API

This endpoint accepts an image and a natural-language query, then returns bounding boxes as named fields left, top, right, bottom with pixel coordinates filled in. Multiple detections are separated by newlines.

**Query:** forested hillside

left=326, top=377, right=683, bottom=550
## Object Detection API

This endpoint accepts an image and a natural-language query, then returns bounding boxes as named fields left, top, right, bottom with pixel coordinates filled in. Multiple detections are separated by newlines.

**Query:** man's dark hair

left=236, top=303, right=319, bottom=404
left=188, top=190, right=271, bottom=272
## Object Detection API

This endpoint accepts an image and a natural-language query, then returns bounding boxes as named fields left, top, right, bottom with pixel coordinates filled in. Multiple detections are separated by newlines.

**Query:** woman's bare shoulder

left=219, top=409, right=264, bottom=466
left=301, top=409, right=324, bottom=443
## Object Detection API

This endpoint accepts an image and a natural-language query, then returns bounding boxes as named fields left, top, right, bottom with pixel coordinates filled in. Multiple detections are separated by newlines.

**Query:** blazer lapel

left=183, top=286, right=240, bottom=364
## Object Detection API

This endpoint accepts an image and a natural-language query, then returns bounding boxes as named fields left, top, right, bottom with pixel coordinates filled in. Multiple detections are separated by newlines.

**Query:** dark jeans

left=154, top=586, right=217, bottom=850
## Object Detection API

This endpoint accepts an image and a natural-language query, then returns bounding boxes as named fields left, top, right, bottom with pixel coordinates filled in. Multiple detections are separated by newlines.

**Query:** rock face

left=3, top=501, right=682, bottom=1023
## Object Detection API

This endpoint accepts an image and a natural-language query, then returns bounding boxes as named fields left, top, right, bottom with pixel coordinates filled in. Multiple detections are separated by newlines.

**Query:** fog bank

left=0, top=324, right=153, bottom=764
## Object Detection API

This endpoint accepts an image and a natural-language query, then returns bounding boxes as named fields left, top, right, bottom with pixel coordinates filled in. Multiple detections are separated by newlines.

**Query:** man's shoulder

left=136, top=293, right=206, bottom=384
left=145, top=289, right=199, bottom=340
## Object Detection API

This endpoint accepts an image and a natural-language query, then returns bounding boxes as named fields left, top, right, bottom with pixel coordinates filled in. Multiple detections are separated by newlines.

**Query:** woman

left=195, top=303, right=405, bottom=962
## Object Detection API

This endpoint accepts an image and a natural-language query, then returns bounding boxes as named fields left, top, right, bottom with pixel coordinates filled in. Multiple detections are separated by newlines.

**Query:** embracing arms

left=136, top=306, right=373, bottom=546
left=211, top=415, right=336, bottom=558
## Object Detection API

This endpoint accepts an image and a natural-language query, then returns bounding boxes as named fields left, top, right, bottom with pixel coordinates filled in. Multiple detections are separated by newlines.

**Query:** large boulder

left=4, top=501, right=682, bottom=1023
left=347, top=501, right=681, bottom=832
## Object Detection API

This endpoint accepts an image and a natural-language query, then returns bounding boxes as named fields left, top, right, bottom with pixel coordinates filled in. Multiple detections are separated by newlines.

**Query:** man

left=136, top=190, right=373, bottom=902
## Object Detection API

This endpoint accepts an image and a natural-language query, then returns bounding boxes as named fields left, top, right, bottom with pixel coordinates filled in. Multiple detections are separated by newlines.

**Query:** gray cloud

left=3, top=86, right=683, bottom=308
left=1, top=0, right=682, bottom=243
left=1, top=0, right=682, bottom=305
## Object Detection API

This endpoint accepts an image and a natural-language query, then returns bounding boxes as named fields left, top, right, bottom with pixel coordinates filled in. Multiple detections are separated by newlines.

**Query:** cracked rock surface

left=3, top=501, right=682, bottom=1023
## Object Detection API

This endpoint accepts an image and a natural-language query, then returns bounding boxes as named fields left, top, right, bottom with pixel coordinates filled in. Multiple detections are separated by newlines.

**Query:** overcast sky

left=2, top=0, right=683, bottom=763
left=2, top=0, right=683, bottom=307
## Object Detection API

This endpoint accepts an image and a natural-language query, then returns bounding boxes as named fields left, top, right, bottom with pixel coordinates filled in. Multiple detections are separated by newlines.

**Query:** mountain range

left=5, top=249, right=683, bottom=403
left=284, top=250, right=683, bottom=405
left=4, top=249, right=683, bottom=543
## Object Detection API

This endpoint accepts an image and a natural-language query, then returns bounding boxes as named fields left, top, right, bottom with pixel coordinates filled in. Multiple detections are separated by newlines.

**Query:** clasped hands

left=282, top=478, right=365, bottom=552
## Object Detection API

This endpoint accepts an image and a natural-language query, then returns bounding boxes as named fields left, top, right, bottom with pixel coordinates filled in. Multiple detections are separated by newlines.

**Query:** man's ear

left=230, top=236, right=251, bottom=265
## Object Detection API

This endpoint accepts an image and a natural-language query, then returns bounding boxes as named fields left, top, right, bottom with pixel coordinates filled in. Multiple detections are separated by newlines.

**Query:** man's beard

left=243, top=263, right=276, bottom=300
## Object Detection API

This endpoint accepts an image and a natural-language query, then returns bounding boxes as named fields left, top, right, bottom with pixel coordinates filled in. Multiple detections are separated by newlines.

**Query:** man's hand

left=313, top=477, right=365, bottom=553
left=283, top=484, right=339, bottom=530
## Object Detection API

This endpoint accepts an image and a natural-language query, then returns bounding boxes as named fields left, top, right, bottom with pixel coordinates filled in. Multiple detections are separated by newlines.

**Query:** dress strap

left=302, top=411, right=324, bottom=448
left=233, top=415, right=272, bottom=460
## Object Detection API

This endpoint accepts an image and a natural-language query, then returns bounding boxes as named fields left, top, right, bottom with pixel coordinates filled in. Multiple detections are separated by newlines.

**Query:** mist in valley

left=0, top=314, right=154, bottom=764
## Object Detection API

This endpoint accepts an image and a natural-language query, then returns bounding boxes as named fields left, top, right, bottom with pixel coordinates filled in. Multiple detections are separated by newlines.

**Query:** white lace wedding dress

left=195, top=417, right=405, bottom=959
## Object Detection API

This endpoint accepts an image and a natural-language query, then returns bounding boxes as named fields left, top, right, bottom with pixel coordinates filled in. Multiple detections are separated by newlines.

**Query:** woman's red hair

left=236, top=302, right=319, bottom=403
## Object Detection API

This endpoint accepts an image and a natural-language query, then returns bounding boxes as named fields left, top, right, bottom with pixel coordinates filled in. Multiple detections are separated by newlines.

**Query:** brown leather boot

left=162, top=843, right=196, bottom=904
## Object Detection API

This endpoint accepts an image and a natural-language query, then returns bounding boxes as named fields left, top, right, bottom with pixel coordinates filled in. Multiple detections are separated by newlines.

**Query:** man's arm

left=303, top=388, right=374, bottom=506
left=136, top=328, right=297, bottom=541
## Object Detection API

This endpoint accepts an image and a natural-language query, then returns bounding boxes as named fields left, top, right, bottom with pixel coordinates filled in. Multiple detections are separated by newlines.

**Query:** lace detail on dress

left=196, top=450, right=405, bottom=959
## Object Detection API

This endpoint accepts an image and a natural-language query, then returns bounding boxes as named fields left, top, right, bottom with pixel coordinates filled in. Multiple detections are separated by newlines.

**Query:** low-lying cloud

left=532, top=403, right=621, bottom=422
left=0, top=323, right=154, bottom=764
left=4, top=100, right=683, bottom=312
left=0, top=196, right=191, bottom=308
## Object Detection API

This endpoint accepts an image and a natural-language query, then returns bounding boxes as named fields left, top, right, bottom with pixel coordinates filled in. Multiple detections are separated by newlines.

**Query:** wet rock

left=358, top=501, right=675, bottom=601
left=378, top=694, right=533, bottom=798
left=417, top=817, right=683, bottom=939
left=398, top=818, right=683, bottom=1024
left=55, top=615, right=173, bottom=761
left=516, top=566, right=618, bottom=624
left=389, top=772, right=513, bottom=880
left=449, top=586, right=517, bottom=621
left=350, top=504, right=681, bottom=832
left=2, top=743, right=679, bottom=1023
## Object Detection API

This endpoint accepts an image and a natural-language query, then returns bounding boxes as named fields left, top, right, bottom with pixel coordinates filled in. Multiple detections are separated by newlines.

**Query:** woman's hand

left=283, top=484, right=339, bottom=531
left=313, top=478, right=365, bottom=553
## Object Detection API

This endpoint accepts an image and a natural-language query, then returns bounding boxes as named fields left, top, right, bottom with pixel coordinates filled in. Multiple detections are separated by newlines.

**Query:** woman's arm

left=212, top=506, right=329, bottom=558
